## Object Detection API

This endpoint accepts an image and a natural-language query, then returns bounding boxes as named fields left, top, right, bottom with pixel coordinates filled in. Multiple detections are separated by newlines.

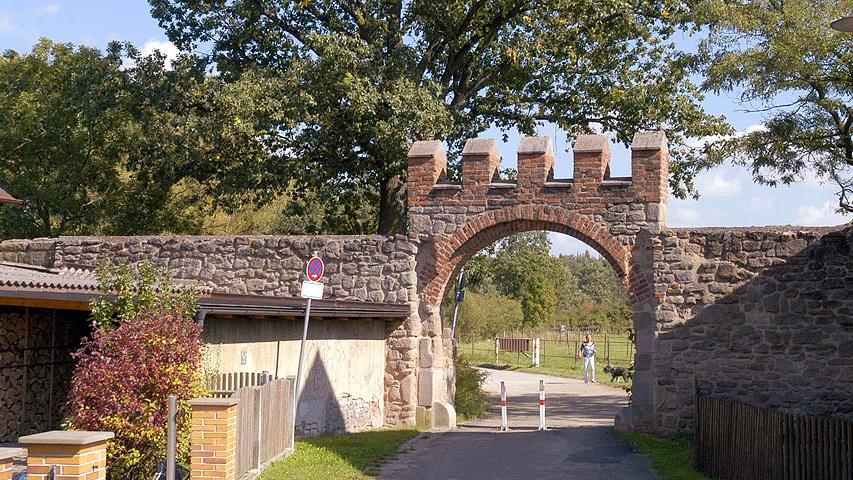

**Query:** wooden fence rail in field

left=229, top=376, right=296, bottom=480
left=696, top=396, right=853, bottom=480
left=497, top=337, right=531, bottom=352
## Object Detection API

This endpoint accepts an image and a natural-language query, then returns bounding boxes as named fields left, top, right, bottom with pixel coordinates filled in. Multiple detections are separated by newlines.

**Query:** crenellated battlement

left=407, top=132, right=669, bottom=242
left=407, top=132, right=668, bottom=211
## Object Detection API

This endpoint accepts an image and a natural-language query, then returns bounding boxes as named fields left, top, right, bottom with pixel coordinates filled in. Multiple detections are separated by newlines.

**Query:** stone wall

left=0, top=306, right=90, bottom=442
left=0, top=235, right=418, bottom=302
left=0, top=235, right=427, bottom=427
left=649, top=226, right=853, bottom=434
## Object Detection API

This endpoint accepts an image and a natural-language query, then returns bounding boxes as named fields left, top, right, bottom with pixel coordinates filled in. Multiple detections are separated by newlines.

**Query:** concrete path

left=378, top=368, right=658, bottom=480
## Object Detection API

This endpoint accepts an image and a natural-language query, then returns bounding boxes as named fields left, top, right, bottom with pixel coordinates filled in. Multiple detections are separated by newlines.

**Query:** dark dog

left=603, top=364, right=632, bottom=383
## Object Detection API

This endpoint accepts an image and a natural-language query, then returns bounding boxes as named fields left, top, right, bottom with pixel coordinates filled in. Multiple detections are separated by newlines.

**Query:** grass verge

left=622, top=433, right=710, bottom=480
left=259, top=428, right=421, bottom=480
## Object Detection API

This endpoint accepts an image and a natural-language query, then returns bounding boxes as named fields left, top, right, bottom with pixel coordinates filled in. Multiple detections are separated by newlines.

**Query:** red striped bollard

left=500, top=381, right=509, bottom=432
left=538, top=379, right=548, bottom=431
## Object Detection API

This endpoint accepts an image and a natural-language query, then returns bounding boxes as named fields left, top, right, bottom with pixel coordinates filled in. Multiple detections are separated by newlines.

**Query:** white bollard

left=500, top=381, right=509, bottom=432
left=538, top=379, right=548, bottom=431
left=533, top=338, right=541, bottom=367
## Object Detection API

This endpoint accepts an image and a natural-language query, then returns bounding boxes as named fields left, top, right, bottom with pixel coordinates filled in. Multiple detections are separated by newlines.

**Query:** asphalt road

left=378, top=368, right=659, bottom=480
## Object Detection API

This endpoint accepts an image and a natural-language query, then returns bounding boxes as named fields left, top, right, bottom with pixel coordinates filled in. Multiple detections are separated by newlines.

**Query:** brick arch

left=422, top=204, right=652, bottom=306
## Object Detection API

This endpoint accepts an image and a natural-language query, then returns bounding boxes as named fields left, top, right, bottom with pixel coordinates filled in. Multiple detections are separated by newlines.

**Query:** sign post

left=292, top=253, right=324, bottom=452
left=450, top=268, right=466, bottom=362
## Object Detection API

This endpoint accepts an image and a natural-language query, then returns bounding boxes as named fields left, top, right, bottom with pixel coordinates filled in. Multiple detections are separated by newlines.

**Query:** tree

left=520, top=274, right=556, bottom=327
left=0, top=39, right=285, bottom=237
left=455, top=290, right=524, bottom=339
left=90, top=262, right=199, bottom=331
left=692, top=0, right=853, bottom=214
left=149, top=0, right=729, bottom=233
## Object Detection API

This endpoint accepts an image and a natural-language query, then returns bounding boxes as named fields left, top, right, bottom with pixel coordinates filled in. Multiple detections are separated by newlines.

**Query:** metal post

left=538, top=380, right=547, bottom=431
left=292, top=297, right=312, bottom=452
left=167, top=395, right=177, bottom=480
left=500, top=381, right=509, bottom=432
left=450, top=302, right=460, bottom=341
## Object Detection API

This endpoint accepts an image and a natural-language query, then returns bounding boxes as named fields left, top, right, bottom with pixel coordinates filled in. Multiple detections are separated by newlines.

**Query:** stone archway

left=407, top=132, right=669, bottom=432
left=424, top=205, right=653, bottom=307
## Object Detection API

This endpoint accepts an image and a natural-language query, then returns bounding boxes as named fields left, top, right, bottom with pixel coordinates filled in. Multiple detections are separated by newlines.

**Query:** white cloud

left=747, top=196, right=775, bottom=212
left=696, top=170, right=742, bottom=197
left=0, top=14, right=25, bottom=36
left=685, top=123, right=767, bottom=150
left=741, top=124, right=768, bottom=135
left=669, top=205, right=701, bottom=225
left=35, top=4, right=59, bottom=17
left=141, top=39, right=180, bottom=68
left=548, top=232, right=598, bottom=257
left=795, top=201, right=850, bottom=226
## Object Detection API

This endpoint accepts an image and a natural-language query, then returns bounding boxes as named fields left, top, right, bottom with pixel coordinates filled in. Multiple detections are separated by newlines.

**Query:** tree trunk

left=378, top=174, right=407, bottom=234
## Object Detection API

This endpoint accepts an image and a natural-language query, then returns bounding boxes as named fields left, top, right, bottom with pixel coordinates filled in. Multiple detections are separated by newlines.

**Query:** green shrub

left=454, top=357, right=488, bottom=419
left=64, top=308, right=207, bottom=479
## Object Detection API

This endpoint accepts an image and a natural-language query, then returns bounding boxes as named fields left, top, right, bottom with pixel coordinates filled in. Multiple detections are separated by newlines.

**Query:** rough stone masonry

left=0, top=133, right=850, bottom=436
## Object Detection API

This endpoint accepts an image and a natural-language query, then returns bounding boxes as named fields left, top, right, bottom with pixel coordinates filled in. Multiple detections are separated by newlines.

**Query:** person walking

left=580, top=334, right=596, bottom=383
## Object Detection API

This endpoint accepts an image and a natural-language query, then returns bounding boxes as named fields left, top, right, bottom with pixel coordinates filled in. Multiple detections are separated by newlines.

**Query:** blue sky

left=1, top=1, right=849, bottom=255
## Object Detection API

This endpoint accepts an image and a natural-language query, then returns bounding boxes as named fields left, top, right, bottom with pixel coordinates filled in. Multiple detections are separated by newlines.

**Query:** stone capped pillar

left=631, top=131, right=669, bottom=232
left=19, top=431, right=113, bottom=480
left=0, top=448, right=18, bottom=480
left=188, top=398, right=239, bottom=480
left=517, top=136, right=554, bottom=189
left=573, top=134, right=611, bottom=196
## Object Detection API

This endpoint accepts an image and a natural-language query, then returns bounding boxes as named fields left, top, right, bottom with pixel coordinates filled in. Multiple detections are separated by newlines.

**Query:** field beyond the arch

left=459, top=333, right=634, bottom=388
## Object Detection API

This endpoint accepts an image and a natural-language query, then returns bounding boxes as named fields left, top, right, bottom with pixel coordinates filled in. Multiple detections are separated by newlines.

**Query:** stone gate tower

left=406, top=132, right=669, bottom=430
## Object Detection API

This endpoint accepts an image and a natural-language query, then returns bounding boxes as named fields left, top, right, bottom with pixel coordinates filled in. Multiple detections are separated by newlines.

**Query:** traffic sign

left=306, top=256, right=324, bottom=282
left=300, top=281, right=324, bottom=300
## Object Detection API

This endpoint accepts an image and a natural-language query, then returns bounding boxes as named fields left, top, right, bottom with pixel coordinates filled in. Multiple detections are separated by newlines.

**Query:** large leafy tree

left=149, top=0, right=728, bottom=233
left=0, top=39, right=283, bottom=237
left=693, top=0, right=853, bottom=215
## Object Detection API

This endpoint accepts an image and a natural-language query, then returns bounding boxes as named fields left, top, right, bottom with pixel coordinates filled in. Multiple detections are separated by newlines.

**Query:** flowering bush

left=64, top=308, right=207, bottom=479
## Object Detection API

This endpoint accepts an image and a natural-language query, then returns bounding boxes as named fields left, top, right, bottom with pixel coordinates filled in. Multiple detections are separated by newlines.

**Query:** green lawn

left=623, top=434, right=710, bottom=480
left=459, top=336, right=634, bottom=388
left=258, top=428, right=422, bottom=480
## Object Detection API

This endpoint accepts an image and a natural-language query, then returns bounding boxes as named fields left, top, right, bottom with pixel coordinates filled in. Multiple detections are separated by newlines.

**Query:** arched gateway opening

left=407, top=133, right=668, bottom=432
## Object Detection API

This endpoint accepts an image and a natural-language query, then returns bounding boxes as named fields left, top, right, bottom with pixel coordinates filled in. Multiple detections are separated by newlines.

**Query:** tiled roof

left=0, top=263, right=99, bottom=291
left=0, top=187, right=22, bottom=205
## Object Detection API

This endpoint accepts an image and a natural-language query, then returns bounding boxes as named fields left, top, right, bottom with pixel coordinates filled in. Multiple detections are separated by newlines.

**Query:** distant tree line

left=446, top=231, right=632, bottom=341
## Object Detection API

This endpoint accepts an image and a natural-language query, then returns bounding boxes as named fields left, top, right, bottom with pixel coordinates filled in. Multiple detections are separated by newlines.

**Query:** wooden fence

left=206, top=371, right=274, bottom=398
left=497, top=337, right=531, bottom=352
left=696, top=396, right=853, bottom=479
left=229, top=377, right=296, bottom=480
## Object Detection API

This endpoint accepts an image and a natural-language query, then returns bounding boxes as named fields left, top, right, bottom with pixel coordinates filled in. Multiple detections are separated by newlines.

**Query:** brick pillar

left=573, top=134, right=610, bottom=196
left=19, top=431, right=113, bottom=480
left=517, top=136, right=554, bottom=189
left=407, top=140, right=448, bottom=206
left=188, top=398, right=239, bottom=480
left=0, top=448, right=17, bottom=480
left=461, top=138, right=501, bottom=196
left=631, top=131, right=669, bottom=230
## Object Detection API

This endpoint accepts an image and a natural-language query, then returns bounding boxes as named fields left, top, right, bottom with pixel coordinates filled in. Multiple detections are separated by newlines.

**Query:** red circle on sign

left=306, top=257, right=324, bottom=282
